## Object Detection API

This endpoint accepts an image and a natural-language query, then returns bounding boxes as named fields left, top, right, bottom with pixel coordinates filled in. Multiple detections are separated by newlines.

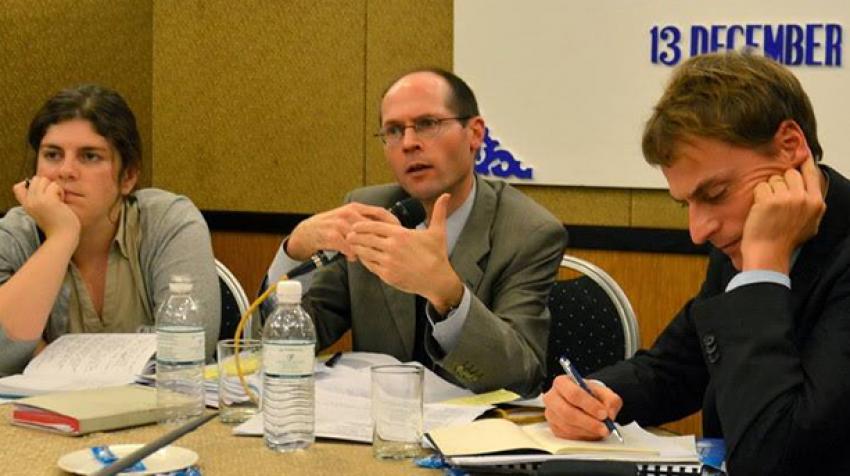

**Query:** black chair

left=215, top=259, right=255, bottom=341
left=544, top=255, right=639, bottom=390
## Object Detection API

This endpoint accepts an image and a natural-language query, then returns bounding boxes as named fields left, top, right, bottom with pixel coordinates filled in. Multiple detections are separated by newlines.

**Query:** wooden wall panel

left=151, top=0, right=366, bottom=213
left=519, top=184, right=632, bottom=227
left=631, top=189, right=690, bottom=229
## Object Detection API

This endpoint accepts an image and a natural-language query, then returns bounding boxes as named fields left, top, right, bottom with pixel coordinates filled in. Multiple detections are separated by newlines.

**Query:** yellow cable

left=232, top=275, right=287, bottom=405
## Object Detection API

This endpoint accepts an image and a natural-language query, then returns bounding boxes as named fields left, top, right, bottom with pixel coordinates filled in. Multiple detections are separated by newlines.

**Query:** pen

left=325, top=351, right=343, bottom=368
left=91, top=411, right=217, bottom=476
left=559, top=356, right=624, bottom=443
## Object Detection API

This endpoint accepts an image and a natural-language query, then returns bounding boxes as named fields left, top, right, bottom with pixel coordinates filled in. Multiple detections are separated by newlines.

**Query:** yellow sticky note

left=204, top=356, right=261, bottom=381
left=203, top=364, right=219, bottom=381
left=441, top=389, right=520, bottom=406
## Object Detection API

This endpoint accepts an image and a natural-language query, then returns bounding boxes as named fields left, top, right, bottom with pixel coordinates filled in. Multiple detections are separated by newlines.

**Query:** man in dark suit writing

left=544, top=51, right=850, bottom=475
left=267, top=69, right=566, bottom=395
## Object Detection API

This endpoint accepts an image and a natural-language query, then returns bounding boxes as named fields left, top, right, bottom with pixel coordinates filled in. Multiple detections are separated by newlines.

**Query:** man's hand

left=347, top=193, right=463, bottom=312
left=543, top=375, right=623, bottom=440
left=286, top=203, right=399, bottom=261
left=740, top=156, right=826, bottom=273
left=12, top=177, right=80, bottom=243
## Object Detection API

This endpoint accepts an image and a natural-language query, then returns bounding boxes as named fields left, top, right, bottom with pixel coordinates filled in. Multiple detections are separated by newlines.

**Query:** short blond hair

left=642, top=51, right=822, bottom=166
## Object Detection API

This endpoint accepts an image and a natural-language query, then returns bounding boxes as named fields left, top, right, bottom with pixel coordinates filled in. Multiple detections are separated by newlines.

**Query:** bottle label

left=263, top=342, right=315, bottom=377
left=157, top=327, right=205, bottom=364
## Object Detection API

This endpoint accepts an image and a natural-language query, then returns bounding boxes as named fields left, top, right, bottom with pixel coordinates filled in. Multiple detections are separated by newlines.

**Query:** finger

left=799, top=155, right=822, bottom=198
left=553, top=376, right=609, bottom=421
left=768, top=175, right=788, bottom=194
left=12, top=181, right=27, bottom=204
left=428, top=193, right=451, bottom=231
left=31, top=176, right=48, bottom=194
left=31, top=176, right=59, bottom=199
left=294, top=212, right=355, bottom=257
left=753, top=182, right=772, bottom=203
left=322, top=223, right=355, bottom=248
left=357, top=206, right=400, bottom=225
left=783, top=167, right=804, bottom=193
left=544, top=402, right=610, bottom=439
left=351, top=219, right=401, bottom=237
left=543, top=386, right=609, bottom=440
left=335, top=237, right=356, bottom=260
left=349, top=239, right=385, bottom=262
left=589, top=384, right=623, bottom=419
left=546, top=411, right=594, bottom=440
left=45, top=180, right=66, bottom=201
left=346, top=203, right=399, bottom=225
left=347, top=230, right=390, bottom=252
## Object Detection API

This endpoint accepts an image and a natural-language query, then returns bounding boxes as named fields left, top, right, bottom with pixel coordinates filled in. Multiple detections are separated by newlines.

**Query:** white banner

left=455, top=0, right=848, bottom=188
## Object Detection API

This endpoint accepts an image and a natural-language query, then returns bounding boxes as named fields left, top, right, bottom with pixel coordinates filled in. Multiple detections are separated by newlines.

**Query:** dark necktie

left=412, top=295, right=434, bottom=369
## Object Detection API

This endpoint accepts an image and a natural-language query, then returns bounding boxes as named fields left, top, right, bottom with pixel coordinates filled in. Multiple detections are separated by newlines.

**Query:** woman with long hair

left=0, top=84, right=220, bottom=374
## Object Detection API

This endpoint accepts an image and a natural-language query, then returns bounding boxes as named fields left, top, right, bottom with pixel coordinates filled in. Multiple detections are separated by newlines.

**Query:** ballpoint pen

left=559, top=356, right=624, bottom=443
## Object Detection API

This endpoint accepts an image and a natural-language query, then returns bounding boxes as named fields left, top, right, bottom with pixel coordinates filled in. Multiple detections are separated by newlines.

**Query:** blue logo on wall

left=475, top=128, right=533, bottom=180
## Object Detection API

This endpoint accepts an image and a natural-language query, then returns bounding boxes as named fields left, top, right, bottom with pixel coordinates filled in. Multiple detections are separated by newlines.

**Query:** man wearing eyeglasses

left=265, top=69, right=566, bottom=395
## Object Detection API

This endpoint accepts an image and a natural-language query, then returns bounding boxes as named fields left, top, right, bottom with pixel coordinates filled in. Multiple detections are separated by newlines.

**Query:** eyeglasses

left=374, top=116, right=470, bottom=146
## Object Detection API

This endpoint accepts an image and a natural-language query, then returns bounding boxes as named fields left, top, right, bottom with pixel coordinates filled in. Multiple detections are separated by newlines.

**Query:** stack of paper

left=233, top=352, right=496, bottom=442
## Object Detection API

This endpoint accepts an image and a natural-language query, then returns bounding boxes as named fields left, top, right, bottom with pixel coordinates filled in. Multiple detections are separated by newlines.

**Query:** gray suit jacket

left=304, top=176, right=567, bottom=395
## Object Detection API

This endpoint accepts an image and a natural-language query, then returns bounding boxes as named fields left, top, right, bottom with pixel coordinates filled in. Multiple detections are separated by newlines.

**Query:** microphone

left=283, top=197, right=426, bottom=279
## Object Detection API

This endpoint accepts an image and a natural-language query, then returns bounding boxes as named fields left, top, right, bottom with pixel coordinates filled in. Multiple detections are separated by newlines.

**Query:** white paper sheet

left=234, top=393, right=491, bottom=443
left=232, top=352, right=490, bottom=442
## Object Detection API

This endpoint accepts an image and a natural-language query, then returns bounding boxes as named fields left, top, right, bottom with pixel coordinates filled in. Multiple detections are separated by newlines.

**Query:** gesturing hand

left=285, top=202, right=399, bottom=261
left=740, top=156, right=826, bottom=273
left=348, top=193, right=463, bottom=312
left=12, top=177, right=80, bottom=242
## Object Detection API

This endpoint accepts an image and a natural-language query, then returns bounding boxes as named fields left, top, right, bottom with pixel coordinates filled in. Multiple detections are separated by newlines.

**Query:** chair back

left=545, top=255, right=639, bottom=390
left=216, top=259, right=254, bottom=341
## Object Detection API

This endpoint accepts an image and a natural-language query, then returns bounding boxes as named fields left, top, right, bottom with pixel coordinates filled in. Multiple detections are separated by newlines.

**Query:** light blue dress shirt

left=724, top=248, right=800, bottom=292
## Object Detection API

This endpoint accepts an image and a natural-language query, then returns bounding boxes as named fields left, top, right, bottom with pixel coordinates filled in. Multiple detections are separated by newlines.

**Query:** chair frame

left=559, top=255, right=640, bottom=358
left=215, top=259, right=254, bottom=340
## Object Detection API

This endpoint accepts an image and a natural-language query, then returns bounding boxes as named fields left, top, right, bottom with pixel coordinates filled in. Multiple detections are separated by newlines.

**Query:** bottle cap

left=275, top=280, right=302, bottom=303
left=168, top=275, right=193, bottom=293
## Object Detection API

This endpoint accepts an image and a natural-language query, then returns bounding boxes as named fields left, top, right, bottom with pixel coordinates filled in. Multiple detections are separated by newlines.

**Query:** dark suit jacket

left=592, top=165, right=850, bottom=475
left=303, top=176, right=567, bottom=396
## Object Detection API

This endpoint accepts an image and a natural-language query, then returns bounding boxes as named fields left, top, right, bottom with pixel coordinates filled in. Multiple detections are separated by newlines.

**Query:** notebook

left=428, top=419, right=700, bottom=471
left=0, top=333, right=156, bottom=398
left=534, top=460, right=702, bottom=475
left=451, top=457, right=702, bottom=475
left=428, top=419, right=696, bottom=459
left=11, top=385, right=178, bottom=435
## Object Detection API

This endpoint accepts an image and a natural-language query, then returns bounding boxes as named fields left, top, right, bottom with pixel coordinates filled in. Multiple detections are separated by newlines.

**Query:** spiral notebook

left=639, top=463, right=702, bottom=475
left=450, top=460, right=702, bottom=475
left=432, top=421, right=701, bottom=475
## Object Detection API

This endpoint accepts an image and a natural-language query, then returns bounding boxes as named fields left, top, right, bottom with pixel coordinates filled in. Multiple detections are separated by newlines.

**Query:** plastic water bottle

left=263, top=280, right=316, bottom=451
left=156, top=276, right=205, bottom=424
